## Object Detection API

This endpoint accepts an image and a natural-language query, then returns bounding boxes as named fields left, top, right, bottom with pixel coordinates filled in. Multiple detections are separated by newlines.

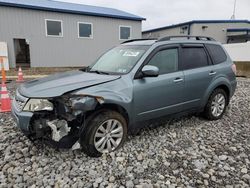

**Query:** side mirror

left=141, top=65, right=159, bottom=77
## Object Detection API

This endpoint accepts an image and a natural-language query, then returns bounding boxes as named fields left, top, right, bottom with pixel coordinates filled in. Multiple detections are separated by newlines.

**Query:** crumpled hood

left=19, top=70, right=120, bottom=98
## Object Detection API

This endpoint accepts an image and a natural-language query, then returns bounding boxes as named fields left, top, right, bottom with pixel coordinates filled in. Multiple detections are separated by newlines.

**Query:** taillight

left=231, top=64, right=237, bottom=75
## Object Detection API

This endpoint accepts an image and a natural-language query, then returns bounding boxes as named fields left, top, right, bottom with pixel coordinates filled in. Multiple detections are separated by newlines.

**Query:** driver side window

left=148, top=48, right=178, bottom=75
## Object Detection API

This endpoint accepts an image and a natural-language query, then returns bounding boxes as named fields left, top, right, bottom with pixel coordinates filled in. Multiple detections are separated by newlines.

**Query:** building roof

left=227, top=28, right=250, bottom=32
left=143, top=20, right=250, bottom=33
left=0, top=0, right=146, bottom=21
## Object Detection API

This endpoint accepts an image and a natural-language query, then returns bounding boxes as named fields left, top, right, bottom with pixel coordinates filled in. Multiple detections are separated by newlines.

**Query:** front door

left=133, top=46, right=185, bottom=122
left=13, top=39, right=31, bottom=68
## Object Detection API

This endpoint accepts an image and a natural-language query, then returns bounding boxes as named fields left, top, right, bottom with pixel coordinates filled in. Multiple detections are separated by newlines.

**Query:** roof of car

left=122, top=40, right=157, bottom=46
left=122, top=36, right=220, bottom=46
left=0, top=0, right=146, bottom=21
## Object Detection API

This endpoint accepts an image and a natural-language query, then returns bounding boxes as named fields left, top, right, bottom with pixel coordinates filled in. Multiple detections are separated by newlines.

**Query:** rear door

left=204, top=43, right=231, bottom=78
left=133, top=45, right=185, bottom=121
left=180, top=44, right=214, bottom=110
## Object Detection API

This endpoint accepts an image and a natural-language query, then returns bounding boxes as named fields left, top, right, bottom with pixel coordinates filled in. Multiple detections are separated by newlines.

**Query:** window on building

left=78, top=22, right=93, bottom=38
left=46, top=20, right=63, bottom=37
left=120, top=26, right=131, bottom=40
left=205, top=44, right=227, bottom=64
left=148, top=48, right=179, bottom=75
left=180, top=26, right=188, bottom=34
left=181, top=47, right=208, bottom=70
left=202, top=25, right=208, bottom=30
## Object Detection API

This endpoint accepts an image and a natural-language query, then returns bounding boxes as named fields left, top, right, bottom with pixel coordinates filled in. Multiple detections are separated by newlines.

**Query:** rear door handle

left=209, top=71, right=217, bottom=76
left=174, top=78, right=183, bottom=83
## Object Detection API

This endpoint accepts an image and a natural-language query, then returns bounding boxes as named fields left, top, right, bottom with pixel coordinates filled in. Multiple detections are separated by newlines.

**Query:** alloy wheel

left=94, top=119, right=124, bottom=153
left=211, top=93, right=226, bottom=117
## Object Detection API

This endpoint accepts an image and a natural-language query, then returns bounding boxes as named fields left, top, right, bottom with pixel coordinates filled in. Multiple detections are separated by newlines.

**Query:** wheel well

left=214, top=85, right=230, bottom=104
left=95, top=103, right=130, bottom=125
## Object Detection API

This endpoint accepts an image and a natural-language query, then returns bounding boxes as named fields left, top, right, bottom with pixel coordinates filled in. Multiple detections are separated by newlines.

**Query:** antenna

left=231, top=0, right=237, bottom=20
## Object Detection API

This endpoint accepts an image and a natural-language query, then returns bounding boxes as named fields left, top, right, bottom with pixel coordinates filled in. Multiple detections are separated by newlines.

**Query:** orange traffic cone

left=0, top=81, right=11, bottom=112
left=16, top=67, right=24, bottom=83
left=0, top=58, right=6, bottom=83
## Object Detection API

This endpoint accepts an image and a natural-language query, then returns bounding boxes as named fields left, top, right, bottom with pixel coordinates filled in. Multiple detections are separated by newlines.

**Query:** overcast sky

left=60, top=0, right=250, bottom=31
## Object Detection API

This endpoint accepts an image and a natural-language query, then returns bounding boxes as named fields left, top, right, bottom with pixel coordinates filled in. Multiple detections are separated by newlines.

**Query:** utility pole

left=231, top=0, right=237, bottom=20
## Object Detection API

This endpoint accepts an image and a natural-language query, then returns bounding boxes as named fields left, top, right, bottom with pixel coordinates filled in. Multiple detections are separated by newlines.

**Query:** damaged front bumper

left=12, top=100, right=80, bottom=149
left=11, top=91, right=103, bottom=149
left=11, top=100, right=33, bottom=135
left=11, top=97, right=80, bottom=149
left=11, top=90, right=32, bottom=135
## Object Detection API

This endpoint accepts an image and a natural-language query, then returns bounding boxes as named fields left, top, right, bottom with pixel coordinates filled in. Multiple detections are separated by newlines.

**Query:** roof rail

left=121, top=38, right=157, bottom=44
left=158, top=35, right=216, bottom=42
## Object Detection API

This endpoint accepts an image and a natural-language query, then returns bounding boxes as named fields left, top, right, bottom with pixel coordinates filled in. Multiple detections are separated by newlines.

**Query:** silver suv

left=12, top=36, right=237, bottom=157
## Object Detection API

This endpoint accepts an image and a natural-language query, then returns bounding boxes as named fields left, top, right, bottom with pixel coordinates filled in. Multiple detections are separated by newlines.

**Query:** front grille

left=14, top=90, right=28, bottom=111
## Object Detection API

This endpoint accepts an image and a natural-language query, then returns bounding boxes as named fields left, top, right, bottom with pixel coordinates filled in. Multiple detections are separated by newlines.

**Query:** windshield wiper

left=88, top=70, right=110, bottom=75
left=79, top=66, right=90, bottom=72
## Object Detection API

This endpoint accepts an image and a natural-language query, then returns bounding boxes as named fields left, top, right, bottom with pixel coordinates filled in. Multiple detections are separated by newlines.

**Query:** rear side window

left=205, top=44, right=227, bottom=64
left=148, top=48, right=178, bottom=75
left=181, top=47, right=208, bottom=70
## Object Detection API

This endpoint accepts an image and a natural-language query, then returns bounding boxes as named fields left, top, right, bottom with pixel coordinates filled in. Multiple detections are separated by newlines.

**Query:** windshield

left=89, top=45, right=149, bottom=74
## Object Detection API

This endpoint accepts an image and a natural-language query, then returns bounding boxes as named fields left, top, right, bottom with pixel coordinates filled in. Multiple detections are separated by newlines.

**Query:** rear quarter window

left=205, top=44, right=227, bottom=64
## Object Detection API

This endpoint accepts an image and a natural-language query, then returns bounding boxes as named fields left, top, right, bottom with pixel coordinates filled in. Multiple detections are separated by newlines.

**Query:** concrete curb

left=0, top=75, right=48, bottom=79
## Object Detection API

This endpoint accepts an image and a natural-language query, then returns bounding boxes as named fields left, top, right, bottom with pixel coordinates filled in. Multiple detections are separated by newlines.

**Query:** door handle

left=209, top=71, right=217, bottom=76
left=173, top=78, right=183, bottom=83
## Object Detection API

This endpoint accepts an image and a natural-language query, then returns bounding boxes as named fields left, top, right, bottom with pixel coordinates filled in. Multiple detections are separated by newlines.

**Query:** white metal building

left=142, top=20, right=250, bottom=44
left=0, top=0, right=145, bottom=68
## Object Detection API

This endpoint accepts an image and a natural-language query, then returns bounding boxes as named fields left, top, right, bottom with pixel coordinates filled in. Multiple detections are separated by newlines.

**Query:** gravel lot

left=0, top=78, right=250, bottom=188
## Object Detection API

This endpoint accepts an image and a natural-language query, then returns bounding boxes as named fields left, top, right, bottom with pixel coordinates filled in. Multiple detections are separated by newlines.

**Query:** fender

left=201, top=76, right=232, bottom=107
left=71, top=80, right=134, bottom=126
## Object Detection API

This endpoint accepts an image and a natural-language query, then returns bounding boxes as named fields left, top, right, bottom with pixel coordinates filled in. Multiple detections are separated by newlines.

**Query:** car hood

left=19, top=70, right=120, bottom=98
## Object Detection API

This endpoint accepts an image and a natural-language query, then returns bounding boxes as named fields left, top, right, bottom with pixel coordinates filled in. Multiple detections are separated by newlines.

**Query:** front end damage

left=27, top=95, right=104, bottom=149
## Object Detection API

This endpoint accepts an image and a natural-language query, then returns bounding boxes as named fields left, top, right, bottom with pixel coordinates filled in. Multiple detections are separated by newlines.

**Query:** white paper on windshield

left=117, top=69, right=127, bottom=73
left=123, top=51, right=140, bottom=57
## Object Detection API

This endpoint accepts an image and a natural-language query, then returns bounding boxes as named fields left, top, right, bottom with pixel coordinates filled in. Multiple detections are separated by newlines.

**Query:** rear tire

left=80, top=110, right=127, bottom=157
left=204, top=88, right=228, bottom=120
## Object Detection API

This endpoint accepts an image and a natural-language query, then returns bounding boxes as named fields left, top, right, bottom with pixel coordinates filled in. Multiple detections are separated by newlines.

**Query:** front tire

left=80, top=110, right=127, bottom=157
left=204, top=88, right=228, bottom=120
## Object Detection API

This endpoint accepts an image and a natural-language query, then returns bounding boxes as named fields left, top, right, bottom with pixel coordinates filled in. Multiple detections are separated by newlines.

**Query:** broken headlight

left=23, top=99, right=54, bottom=112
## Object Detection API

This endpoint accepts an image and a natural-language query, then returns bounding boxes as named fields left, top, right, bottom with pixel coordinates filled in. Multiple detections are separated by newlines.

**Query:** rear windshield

left=89, top=45, right=149, bottom=74
left=205, top=44, right=227, bottom=64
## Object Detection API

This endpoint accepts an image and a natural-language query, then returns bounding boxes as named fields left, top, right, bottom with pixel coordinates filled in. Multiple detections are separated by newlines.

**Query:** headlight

left=23, top=99, right=54, bottom=112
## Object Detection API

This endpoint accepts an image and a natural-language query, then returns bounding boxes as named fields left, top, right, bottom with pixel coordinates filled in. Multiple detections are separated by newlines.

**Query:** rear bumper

left=11, top=100, right=33, bottom=135
left=230, top=79, right=237, bottom=98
